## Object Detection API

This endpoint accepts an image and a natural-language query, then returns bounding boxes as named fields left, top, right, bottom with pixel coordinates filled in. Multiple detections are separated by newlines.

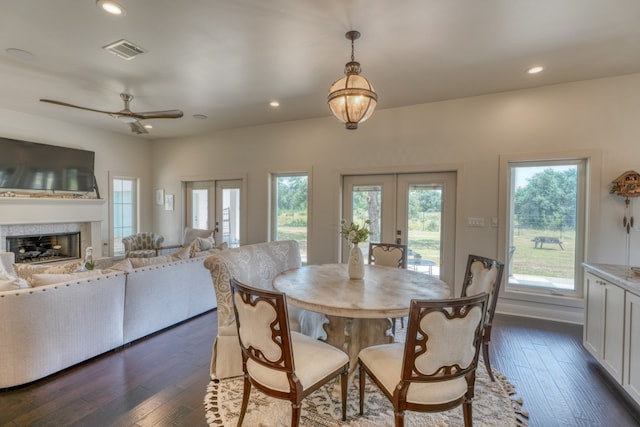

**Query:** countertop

left=583, top=263, right=640, bottom=295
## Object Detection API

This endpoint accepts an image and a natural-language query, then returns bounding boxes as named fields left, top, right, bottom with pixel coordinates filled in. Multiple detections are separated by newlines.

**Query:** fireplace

left=6, top=232, right=81, bottom=264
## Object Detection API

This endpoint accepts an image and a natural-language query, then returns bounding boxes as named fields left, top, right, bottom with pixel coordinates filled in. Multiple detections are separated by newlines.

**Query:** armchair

left=122, top=232, right=164, bottom=258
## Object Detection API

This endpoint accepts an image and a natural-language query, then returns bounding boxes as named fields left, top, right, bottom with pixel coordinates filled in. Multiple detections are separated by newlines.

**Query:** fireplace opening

left=6, top=232, right=81, bottom=264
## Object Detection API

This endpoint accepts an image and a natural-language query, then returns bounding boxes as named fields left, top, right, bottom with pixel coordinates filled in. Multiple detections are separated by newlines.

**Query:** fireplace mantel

left=0, top=198, right=104, bottom=225
left=0, top=198, right=105, bottom=257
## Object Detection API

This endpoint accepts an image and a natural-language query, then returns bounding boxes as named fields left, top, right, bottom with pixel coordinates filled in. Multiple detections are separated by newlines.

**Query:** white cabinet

left=624, top=291, right=640, bottom=403
left=583, top=271, right=625, bottom=383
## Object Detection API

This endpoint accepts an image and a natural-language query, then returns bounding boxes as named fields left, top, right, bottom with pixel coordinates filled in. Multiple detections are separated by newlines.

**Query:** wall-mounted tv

left=0, top=137, right=95, bottom=193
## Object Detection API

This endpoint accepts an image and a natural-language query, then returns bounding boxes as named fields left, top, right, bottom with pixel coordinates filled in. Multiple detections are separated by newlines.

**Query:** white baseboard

left=496, top=298, right=584, bottom=325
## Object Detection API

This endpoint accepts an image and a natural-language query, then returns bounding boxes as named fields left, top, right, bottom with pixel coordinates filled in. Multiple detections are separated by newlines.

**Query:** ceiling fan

left=40, top=93, right=183, bottom=134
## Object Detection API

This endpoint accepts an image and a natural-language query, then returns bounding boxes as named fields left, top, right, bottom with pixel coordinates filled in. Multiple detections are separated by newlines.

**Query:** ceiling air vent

left=102, top=39, right=146, bottom=60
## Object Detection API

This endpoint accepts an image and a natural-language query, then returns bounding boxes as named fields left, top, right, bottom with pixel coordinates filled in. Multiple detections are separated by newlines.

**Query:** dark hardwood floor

left=1, top=310, right=639, bottom=426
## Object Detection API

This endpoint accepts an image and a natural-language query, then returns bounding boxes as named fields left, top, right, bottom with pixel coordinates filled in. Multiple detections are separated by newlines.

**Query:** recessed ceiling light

left=527, top=66, right=544, bottom=74
left=143, top=124, right=152, bottom=129
left=96, top=0, right=126, bottom=16
left=193, top=114, right=208, bottom=120
left=269, top=101, right=280, bottom=107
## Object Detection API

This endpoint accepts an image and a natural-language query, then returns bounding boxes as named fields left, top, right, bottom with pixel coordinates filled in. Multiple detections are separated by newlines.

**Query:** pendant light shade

left=327, top=31, right=378, bottom=130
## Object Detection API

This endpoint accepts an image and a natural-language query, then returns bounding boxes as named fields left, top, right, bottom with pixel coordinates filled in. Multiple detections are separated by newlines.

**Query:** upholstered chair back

left=204, top=240, right=328, bottom=379
left=182, top=227, right=215, bottom=247
left=122, top=232, right=164, bottom=258
left=368, top=242, right=407, bottom=268
left=460, top=254, right=505, bottom=382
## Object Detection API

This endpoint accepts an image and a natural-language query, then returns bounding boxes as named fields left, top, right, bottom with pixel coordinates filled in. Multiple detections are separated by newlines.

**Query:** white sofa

left=0, top=252, right=217, bottom=389
left=204, top=240, right=328, bottom=379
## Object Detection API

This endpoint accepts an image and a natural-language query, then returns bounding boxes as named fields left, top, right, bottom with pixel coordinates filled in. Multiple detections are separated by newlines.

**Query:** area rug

left=203, top=360, right=528, bottom=426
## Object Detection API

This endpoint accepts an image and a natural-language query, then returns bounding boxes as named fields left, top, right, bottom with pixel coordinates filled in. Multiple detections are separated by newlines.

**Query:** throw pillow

left=13, top=263, right=50, bottom=282
left=30, top=270, right=108, bottom=287
left=172, top=244, right=193, bottom=260
left=45, top=261, right=82, bottom=274
left=0, top=277, right=30, bottom=291
left=109, top=258, right=134, bottom=274
left=129, top=255, right=176, bottom=269
left=190, top=242, right=228, bottom=258
left=195, top=234, right=216, bottom=251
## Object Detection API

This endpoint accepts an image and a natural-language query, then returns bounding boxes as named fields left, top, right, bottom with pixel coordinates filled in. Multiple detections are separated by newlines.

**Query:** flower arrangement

left=84, top=246, right=95, bottom=271
left=340, top=219, right=372, bottom=245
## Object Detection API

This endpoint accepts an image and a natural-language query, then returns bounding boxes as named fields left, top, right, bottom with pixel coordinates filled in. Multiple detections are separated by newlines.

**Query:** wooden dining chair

left=358, top=293, right=489, bottom=427
left=230, top=278, right=349, bottom=426
left=459, top=254, right=505, bottom=381
left=368, top=242, right=408, bottom=334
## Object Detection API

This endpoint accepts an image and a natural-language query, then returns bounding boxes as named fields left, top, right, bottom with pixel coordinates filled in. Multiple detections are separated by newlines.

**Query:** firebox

left=6, top=232, right=81, bottom=264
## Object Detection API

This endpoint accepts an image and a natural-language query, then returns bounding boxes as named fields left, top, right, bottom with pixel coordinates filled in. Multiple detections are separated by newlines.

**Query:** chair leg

left=291, top=403, right=302, bottom=427
left=462, top=397, right=473, bottom=427
left=359, top=362, right=366, bottom=415
left=340, top=366, right=348, bottom=421
left=237, top=375, right=251, bottom=427
left=483, top=339, right=495, bottom=382
left=400, top=316, right=405, bottom=328
left=394, top=410, right=405, bottom=427
left=392, top=317, right=397, bottom=335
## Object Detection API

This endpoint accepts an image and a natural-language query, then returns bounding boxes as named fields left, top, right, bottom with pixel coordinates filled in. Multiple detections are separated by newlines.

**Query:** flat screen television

left=0, top=137, right=95, bottom=193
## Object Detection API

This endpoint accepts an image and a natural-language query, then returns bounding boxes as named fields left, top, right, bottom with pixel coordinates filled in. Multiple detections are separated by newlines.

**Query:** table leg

left=324, top=315, right=393, bottom=382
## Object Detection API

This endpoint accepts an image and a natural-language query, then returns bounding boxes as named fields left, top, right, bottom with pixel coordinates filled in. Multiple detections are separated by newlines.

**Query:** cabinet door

left=584, top=272, right=604, bottom=358
left=602, top=282, right=625, bottom=382
left=624, top=291, right=640, bottom=404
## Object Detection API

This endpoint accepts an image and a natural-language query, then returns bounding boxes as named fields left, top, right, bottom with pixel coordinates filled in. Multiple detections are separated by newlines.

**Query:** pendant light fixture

left=327, top=31, right=378, bottom=130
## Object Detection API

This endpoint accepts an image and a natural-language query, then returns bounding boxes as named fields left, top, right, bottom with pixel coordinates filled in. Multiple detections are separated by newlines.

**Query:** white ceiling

left=1, top=0, right=640, bottom=139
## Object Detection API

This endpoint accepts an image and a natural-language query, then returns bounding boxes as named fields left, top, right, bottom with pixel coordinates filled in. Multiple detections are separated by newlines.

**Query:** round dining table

left=273, top=263, right=451, bottom=377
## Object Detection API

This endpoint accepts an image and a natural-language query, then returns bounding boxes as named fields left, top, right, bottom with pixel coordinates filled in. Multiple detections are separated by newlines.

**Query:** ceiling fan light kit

left=327, top=30, right=378, bottom=130
left=40, top=93, right=183, bottom=135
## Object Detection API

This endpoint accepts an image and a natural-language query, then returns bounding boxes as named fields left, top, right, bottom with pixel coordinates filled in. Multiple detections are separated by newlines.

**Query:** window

left=271, top=173, right=309, bottom=263
left=111, top=176, right=138, bottom=257
left=505, top=159, right=586, bottom=297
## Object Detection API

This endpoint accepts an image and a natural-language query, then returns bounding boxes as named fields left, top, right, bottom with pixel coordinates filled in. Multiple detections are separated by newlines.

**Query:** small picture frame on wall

left=164, top=194, right=174, bottom=211
left=156, top=189, right=164, bottom=205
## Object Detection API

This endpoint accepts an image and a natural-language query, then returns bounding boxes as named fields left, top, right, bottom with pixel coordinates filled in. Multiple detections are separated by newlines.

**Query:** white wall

left=150, top=73, right=640, bottom=322
left=0, top=108, right=152, bottom=256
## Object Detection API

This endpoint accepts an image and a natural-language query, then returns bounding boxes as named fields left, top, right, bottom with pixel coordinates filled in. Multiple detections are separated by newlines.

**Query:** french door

left=185, top=179, right=243, bottom=248
left=342, top=172, right=456, bottom=285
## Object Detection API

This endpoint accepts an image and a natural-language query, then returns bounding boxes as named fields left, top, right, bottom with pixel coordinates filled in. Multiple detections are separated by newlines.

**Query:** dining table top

left=272, top=263, right=451, bottom=319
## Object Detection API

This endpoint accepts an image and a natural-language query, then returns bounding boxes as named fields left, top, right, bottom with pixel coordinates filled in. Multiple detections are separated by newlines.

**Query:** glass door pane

left=216, top=180, right=242, bottom=248
left=191, top=189, right=209, bottom=229
left=397, top=173, right=456, bottom=285
left=342, top=175, right=395, bottom=263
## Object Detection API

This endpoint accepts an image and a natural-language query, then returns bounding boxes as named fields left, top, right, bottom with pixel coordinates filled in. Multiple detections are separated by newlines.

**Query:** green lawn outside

left=276, top=214, right=575, bottom=279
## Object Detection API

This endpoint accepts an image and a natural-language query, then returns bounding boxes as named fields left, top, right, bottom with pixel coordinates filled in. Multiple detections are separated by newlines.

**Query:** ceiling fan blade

left=40, top=99, right=117, bottom=115
left=129, top=121, right=149, bottom=135
left=130, top=110, right=184, bottom=120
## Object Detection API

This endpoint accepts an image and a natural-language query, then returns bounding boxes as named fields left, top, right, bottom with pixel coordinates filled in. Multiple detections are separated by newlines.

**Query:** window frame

left=109, top=173, right=139, bottom=257
left=498, top=152, right=598, bottom=308
left=270, top=170, right=311, bottom=264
